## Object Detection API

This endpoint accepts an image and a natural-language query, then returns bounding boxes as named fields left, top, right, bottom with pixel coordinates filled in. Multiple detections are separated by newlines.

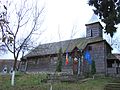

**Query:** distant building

left=20, top=15, right=120, bottom=76
left=0, top=59, right=20, bottom=73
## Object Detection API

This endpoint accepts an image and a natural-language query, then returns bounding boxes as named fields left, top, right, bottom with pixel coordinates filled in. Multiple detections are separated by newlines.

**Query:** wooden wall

left=88, top=41, right=107, bottom=74
left=20, top=54, right=73, bottom=73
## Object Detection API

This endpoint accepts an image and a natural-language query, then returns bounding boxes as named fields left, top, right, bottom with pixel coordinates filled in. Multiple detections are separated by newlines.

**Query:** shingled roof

left=24, top=37, right=106, bottom=58
left=107, top=53, right=118, bottom=60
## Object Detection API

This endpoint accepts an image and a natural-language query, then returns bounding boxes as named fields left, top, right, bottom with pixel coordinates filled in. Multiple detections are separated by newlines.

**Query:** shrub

left=91, top=60, right=96, bottom=75
left=56, top=48, right=62, bottom=72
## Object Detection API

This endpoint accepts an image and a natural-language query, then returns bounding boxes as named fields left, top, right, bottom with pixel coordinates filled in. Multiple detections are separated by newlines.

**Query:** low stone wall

left=46, top=72, right=84, bottom=83
left=104, top=83, right=120, bottom=90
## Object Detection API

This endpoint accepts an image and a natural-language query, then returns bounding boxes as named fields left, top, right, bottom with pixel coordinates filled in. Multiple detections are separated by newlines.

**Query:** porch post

left=25, top=61, right=28, bottom=71
left=77, top=58, right=80, bottom=75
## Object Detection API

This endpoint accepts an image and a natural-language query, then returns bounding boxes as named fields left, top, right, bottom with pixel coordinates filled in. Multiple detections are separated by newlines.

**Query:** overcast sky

left=41, top=0, right=94, bottom=43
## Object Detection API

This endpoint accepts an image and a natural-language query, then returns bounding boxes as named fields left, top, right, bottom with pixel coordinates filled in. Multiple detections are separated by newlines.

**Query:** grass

left=0, top=72, right=49, bottom=90
left=52, top=77, right=114, bottom=90
left=0, top=72, right=120, bottom=90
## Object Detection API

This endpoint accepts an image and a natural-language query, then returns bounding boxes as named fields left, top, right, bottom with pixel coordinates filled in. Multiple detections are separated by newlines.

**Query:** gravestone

left=9, top=67, right=13, bottom=75
left=2, top=66, right=7, bottom=74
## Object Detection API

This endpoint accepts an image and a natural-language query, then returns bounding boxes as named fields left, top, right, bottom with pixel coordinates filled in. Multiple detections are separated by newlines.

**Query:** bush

left=91, top=60, right=96, bottom=75
left=56, top=48, right=62, bottom=72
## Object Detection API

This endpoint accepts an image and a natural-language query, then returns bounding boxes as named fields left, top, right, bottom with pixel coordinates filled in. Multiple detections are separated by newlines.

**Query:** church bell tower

left=85, top=14, right=103, bottom=38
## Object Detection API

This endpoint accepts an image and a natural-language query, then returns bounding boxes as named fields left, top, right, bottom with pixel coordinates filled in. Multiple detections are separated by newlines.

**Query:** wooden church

left=20, top=15, right=120, bottom=76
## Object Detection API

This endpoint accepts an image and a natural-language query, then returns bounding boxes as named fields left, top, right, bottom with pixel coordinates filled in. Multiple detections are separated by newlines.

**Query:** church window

left=90, top=29, right=93, bottom=37
left=88, top=46, right=92, bottom=51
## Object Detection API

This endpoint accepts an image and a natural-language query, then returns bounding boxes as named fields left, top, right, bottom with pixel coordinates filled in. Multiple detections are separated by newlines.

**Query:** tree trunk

left=11, top=70, right=15, bottom=86
left=13, top=57, right=17, bottom=71
left=11, top=57, right=17, bottom=86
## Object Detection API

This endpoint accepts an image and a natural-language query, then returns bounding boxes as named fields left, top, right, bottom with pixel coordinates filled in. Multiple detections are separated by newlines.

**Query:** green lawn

left=0, top=72, right=119, bottom=90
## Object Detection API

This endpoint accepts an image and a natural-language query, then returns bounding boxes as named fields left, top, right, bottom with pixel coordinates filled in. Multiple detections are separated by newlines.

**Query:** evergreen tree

left=91, top=60, right=96, bottom=75
left=56, top=48, right=62, bottom=72
left=89, top=0, right=120, bottom=37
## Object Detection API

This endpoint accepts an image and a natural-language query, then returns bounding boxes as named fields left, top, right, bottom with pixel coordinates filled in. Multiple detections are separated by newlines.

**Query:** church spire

left=87, top=14, right=99, bottom=24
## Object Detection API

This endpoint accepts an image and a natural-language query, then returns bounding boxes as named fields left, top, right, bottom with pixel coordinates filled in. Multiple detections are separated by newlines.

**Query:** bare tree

left=0, top=0, right=45, bottom=86
left=0, top=43, right=7, bottom=55
left=110, top=36, right=120, bottom=52
left=104, top=31, right=120, bottom=53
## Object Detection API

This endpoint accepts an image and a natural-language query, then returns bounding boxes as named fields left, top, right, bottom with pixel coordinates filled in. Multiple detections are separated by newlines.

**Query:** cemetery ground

left=0, top=72, right=120, bottom=90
